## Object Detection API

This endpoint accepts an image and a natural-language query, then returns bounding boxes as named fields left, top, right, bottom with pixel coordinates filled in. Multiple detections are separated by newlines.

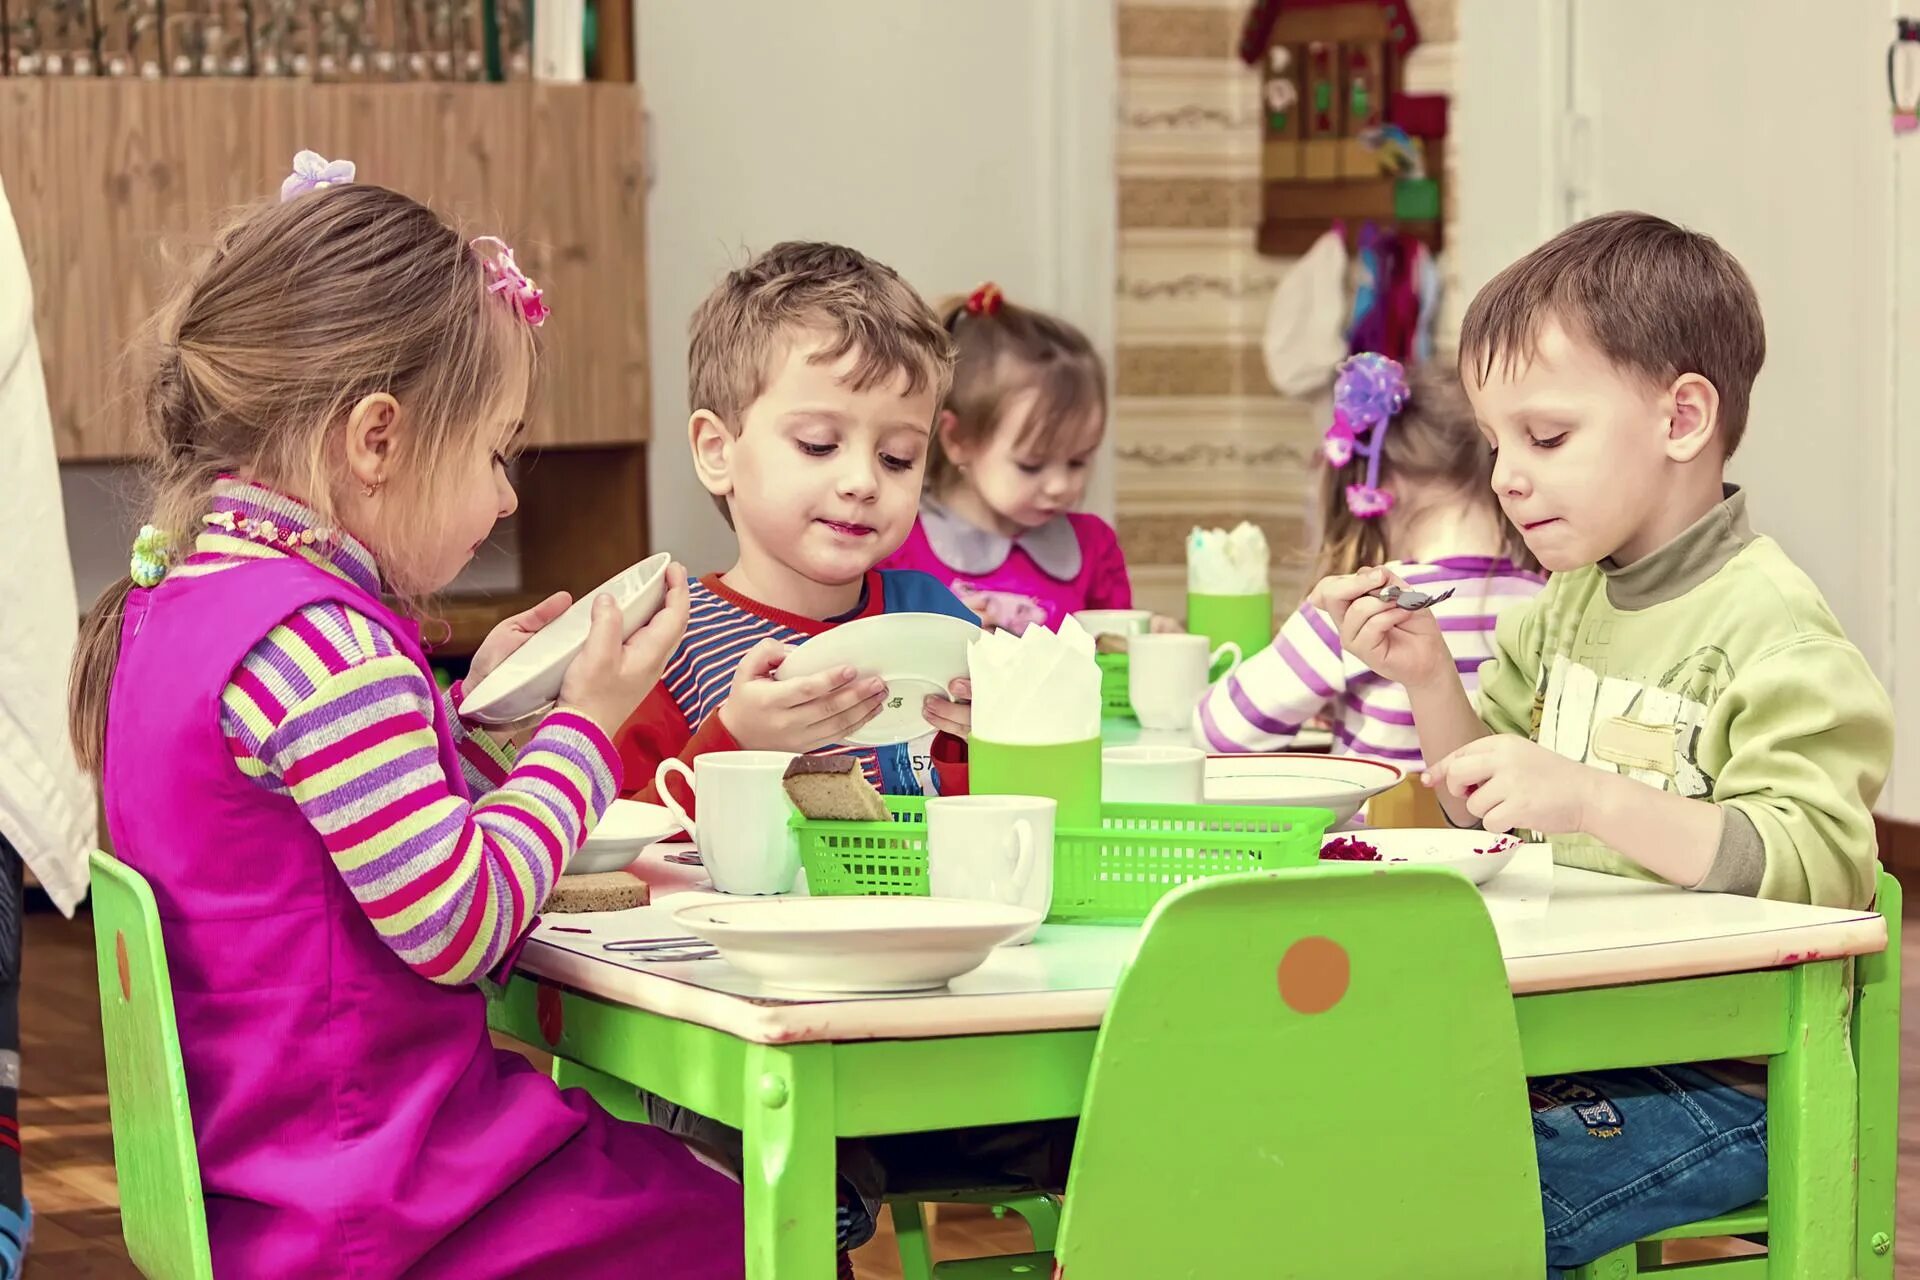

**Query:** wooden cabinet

left=1, top=79, right=653, bottom=657
left=0, top=78, right=649, bottom=457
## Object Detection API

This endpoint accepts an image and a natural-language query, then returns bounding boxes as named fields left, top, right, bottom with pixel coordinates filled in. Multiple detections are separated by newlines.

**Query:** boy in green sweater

left=1316, top=211, right=1893, bottom=1272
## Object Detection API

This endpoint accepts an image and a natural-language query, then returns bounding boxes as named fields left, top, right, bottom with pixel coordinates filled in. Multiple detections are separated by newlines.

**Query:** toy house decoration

left=1240, top=0, right=1447, bottom=258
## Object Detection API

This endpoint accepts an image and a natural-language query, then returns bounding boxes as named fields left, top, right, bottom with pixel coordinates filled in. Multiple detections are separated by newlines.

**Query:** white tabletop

left=1101, top=720, right=1333, bottom=753
left=519, top=842, right=1887, bottom=1046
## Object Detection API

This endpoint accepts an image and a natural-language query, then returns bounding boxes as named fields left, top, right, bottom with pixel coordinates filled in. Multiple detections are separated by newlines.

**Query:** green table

left=488, top=856, right=1885, bottom=1278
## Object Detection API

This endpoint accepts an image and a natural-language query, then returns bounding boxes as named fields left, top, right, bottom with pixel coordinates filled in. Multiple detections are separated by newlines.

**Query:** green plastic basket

left=793, top=796, right=1334, bottom=923
left=1097, top=653, right=1134, bottom=719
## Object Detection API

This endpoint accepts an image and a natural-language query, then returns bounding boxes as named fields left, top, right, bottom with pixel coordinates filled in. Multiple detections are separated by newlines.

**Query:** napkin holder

left=1187, top=590, right=1275, bottom=661
left=969, top=736, right=1102, bottom=830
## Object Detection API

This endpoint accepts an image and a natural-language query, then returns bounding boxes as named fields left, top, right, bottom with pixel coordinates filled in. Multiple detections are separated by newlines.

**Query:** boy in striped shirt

left=616, top=241, right=979, bottom=803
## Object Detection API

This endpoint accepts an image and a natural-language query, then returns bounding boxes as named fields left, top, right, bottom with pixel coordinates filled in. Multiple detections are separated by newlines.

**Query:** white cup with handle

left=654, top=750, right=800, bottom=895
left=926, top=795, right=1055, bottom=945
left=1128, top=633, right=1242, bottom=732
left=1102, top=745, right=1206, bottom=806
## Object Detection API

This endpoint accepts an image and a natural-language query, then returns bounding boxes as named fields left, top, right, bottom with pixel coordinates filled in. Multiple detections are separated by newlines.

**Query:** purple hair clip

left=280, top=150, right=356, bottom=202
left=470, top=236, right=549, bottom=328
left=1323, top=352, right=1409, bottom=519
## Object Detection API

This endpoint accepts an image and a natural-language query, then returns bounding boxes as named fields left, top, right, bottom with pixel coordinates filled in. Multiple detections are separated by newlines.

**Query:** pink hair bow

left=470, top=236, right=549, bottom=328
left=280, top=150, right=356, bottom=202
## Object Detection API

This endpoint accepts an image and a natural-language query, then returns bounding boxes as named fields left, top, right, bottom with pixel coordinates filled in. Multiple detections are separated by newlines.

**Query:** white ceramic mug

left=926, top=795, right=1055, bottom=944
left=1102, top=745, right=1206, bottom=806
left=1129, top=634, right=1243, bottom=731
left=1071, top=609, right=1154, bottom=640
left=655, top=751, right=799, bottom=895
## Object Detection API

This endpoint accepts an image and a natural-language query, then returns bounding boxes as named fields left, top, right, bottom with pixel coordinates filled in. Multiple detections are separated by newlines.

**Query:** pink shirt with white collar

left=882, top=496, right=1133, bottom=632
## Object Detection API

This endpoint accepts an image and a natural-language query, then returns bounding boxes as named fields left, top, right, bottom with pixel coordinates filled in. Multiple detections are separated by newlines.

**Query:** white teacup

left=1102, top=745, right=1206, bottom=806
left=926, top=794, right=1056, bottom=945
left=655, top=751, right=799, bottom=895
left=1072, top=609, right=1154, bottom=640
left=1128, top=634, right=1243, bottom=732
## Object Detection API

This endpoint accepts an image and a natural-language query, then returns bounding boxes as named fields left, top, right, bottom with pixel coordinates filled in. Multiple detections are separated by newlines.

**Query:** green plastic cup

left=969, top=736, right=1102, bottom=830
left=1187, top=591, right=1274, bottom=661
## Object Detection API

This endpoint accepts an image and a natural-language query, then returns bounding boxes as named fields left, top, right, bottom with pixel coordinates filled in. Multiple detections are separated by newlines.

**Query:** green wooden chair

left=1568, top=870, right=1903, bottom=1279
left=933, top=864, right=1545, bottom=1278
left=89, top=849, right=215, bottom=1280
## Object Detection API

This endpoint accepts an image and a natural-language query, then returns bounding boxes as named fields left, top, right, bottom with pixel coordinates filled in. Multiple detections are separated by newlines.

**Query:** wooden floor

left=22, top=905, right=1920, bottom=1277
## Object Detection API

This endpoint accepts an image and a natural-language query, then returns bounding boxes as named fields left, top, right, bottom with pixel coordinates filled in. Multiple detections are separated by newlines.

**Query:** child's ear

left=934, top=409, right=969, bottom=466
left=689, top=410, right=736, bottom=499
left=343, top=393, right=402, bottom=488
left=1664, top=373, right=1720, bottom=463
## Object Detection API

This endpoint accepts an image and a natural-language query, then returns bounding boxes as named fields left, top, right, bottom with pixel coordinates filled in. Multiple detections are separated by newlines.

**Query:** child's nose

left=496, top=470, right=520, bottom=518
left=836, top=456, right=880, bottom=498
left=1491, top=452, right=1528, bottom=498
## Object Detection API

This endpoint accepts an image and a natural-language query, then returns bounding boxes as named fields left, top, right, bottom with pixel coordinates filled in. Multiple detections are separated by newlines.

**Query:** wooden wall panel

left=0, top=79, right=648, bottom=458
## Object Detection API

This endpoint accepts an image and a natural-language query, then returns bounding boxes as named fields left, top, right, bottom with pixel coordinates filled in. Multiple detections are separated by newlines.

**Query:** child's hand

left=555, top=564, right=691, bottom=736
left=469, top=590, right=572, bottom=692
left=718, top=639, right=888, bottom=752
left=924, top=677, right=971, bottom=738
left=1426, top=736, right=1595, bottom=837
left=1147, top=614, right=1183, bottom=634
left=1309, top=566, right=1452, bottom=689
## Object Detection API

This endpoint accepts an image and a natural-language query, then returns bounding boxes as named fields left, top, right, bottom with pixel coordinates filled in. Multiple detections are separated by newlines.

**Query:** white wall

left=635, top=0, right=1117, bottom=575
left=1458, top=0, right=1915, bottom=818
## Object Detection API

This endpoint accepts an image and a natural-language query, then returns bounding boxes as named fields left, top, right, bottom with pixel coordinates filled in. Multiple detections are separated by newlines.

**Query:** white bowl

left=460, top=553, right=672, bottom=726
left=672, top=896, right=1040, bottom=993
left=1320, top=828, right=1522, bottom=886
left=1204, top=752, right=1404, bottom=825
left=569, top=800, right=681, bottom=875
left=775, top=612, right=980, bottom=747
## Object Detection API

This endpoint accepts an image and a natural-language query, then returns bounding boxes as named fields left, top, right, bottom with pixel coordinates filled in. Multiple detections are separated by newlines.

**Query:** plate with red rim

left=775, top=612, right=981, bottom=747
left=1203, top=752, right=1405, bottom=824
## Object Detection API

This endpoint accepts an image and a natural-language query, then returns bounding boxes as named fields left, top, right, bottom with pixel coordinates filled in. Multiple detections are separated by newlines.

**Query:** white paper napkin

left=1187, top=522, right=1271, bottom=594
left=968, top=617, right=1102, bottom=745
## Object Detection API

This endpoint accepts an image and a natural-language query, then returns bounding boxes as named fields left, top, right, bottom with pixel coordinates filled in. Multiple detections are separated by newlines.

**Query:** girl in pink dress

left=884, top=283, right=1133, bottom=632
left=68, top=155, right=745, bottom=1278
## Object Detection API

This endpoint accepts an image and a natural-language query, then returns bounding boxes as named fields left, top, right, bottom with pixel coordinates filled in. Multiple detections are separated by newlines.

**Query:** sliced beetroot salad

left=1477, top=836, right=1521, bottom=856
left=1319, top=836, right=1382, bottom=862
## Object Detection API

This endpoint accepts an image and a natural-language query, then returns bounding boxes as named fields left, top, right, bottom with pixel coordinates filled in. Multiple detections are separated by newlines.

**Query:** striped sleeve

left=443, top=681, right=516, bottom=796
left=1195, top=603, right=1346, bottom=752
left=224, top=605, right=620, bottom=985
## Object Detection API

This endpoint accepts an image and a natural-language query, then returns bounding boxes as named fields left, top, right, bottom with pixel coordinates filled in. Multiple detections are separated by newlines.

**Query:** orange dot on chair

left=1277, top=936, right=1349, bottom=1014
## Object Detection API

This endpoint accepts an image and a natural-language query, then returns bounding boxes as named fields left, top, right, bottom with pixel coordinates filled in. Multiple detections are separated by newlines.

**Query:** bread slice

left=783, top=755, right=891, bottom=822
left=545, top=871, right=649, bottom=914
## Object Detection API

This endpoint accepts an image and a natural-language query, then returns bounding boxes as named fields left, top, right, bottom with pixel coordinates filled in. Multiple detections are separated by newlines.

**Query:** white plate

left=1320, top=828, right=1523, bottom=886
left=460, top=553, right=672, bottom=726
left=1204, top=752, right=1405, bottom=825
left=569, top=800, right=681, bottom=875
left=775, top=612, right=980, bottom=746
left=672, top=896, right=1039, bottom=993
left=1071, top=609, right=1153, bottom=638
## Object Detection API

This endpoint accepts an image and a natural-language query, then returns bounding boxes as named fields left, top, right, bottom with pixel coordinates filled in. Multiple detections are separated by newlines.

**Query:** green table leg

left=743, top=1042, right=838, bottom=1279
left=1768, top=959, right=1856, bottom=1279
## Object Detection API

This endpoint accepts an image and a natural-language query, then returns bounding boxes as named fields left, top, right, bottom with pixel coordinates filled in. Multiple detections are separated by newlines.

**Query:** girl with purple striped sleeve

left=1197, top=356, right=1543, bottom=768
left=67, top=158, right=747, bottom=1277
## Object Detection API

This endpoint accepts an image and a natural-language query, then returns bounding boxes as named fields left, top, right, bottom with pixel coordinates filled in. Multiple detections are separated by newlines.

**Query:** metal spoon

left=1371, top=584, right=1455, bottom=612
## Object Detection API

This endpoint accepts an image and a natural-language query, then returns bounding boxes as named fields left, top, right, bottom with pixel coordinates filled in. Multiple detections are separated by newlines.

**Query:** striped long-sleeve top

left=171, top=479, right=618, bottom=986
left=1194, top=556, right=1545, bottom=767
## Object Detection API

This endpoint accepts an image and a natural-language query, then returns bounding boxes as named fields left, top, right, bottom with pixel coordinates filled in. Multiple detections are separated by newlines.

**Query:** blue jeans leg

left=1533, top=1065, right=1768, bottom=1275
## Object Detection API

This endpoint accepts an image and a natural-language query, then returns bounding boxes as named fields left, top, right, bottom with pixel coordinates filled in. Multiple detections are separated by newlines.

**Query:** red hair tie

left=965, top=282, right=1005, bottom=316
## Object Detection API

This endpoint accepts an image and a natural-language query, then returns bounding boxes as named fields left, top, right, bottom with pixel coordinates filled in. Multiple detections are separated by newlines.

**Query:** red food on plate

left=1320, top=836, right=1382, bottom=862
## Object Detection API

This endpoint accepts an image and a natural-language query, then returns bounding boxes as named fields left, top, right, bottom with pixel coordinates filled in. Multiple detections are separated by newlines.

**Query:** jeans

left=1535, top=1065, right=1768, bottom=1275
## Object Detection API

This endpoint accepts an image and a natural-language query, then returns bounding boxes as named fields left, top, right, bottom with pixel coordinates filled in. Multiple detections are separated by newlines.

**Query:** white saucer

left=461, top=553, right=672, bottom=727
left=673, top=896, right=1038, bottom=993
left=1320, top=828, right=1523, bottom=886
left=1204, top=752, right=1404, bottom=825
left=569, top=800, right=681, bottom=875
left=776, top=612, right=980, bottom=746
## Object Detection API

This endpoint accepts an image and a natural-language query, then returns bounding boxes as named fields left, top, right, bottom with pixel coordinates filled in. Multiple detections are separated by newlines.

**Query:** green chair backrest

left=1053, top=865, right=1544, bottom=1279
left=89, top=849, right=215, bottom=1280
